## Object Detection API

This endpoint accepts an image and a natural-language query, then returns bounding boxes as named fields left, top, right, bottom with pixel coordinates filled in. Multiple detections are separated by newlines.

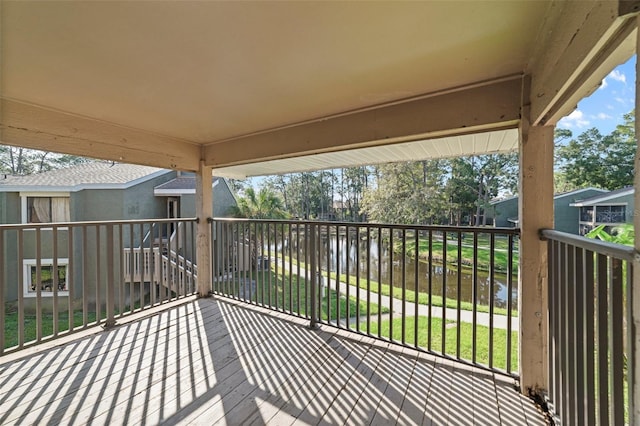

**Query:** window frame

left=20, top=192, right=71, bottom=224
left=23, top=258, right=70, bottom=298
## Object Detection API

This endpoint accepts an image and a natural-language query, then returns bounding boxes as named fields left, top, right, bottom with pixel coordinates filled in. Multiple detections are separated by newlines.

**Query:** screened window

left=27, top=197, right=70, bottom=223
left=595, top=205, right=626, bottom=224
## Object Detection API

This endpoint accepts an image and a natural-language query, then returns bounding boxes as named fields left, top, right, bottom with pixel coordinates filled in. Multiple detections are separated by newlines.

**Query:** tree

left=361, top=160, right=447, bottom=225
left=555, top=110, right=636, bottom=190
left=230, top=187, right=289, bottom=219
left=0, top=145, right=93, bottom=175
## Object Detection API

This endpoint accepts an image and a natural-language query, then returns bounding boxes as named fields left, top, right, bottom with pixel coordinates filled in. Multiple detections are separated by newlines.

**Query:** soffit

left=2, top=1, right=549, bottom=144
left=213, top=128, right=518, bottom=178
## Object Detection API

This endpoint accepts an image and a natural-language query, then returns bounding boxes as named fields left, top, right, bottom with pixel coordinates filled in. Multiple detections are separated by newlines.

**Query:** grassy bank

left=369, top=315, right=518, bottom=371
left=225, top=269, right=389, bottom=322
left=283, top=256, right=517, bottom=317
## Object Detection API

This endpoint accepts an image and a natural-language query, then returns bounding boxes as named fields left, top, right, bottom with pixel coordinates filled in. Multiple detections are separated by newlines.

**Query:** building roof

left=154, top=176, right=224, bottom=195
left=490, top=187, right=608, bottom=206
left=0, top=162, right=168, bottom=192
left=570, top=187, right=634, bottom=207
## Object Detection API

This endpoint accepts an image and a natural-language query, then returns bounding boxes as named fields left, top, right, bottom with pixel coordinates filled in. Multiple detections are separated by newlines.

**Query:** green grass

left=3, top=310, right=98, bottom=349
left=402, top=235, right=519, bottom=274
left=369, top=316, right=518, bottom=371
left=222, top=269, right=389, bottom=321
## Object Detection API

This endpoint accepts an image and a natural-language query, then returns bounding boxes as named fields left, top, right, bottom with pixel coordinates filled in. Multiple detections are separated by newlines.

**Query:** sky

left=557, top=55, right=636, bottom=135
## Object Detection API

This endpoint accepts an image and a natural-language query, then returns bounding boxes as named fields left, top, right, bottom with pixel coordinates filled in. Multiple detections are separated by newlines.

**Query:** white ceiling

left=214, top=129, right=518, bottom=178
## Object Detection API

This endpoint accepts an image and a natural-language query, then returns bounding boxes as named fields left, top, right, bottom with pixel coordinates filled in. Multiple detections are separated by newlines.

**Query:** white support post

left=196, top=161, right=213, bottom=297
left=632, top=17, right=640, bottom=422
left=519, top=93, right=554, bottom=396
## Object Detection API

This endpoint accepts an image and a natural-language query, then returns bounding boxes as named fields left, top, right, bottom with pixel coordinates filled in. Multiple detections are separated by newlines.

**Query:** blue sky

left=557, top=56, right=635, bottom=135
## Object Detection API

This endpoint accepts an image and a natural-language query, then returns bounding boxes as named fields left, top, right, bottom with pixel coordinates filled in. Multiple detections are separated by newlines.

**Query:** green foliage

left=555, top=110, right=636, bottom=190
left=361, top=154, right=518, bottom=226
left=361, top=160, right=448, bottom=224
left=230, top=187, right=289, bottom=219
left=586, top=223, right=634, bottom=246
left=264, top=170, right=341, bottom=220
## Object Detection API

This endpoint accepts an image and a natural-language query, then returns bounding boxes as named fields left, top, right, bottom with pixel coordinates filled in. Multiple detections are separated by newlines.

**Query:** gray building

left=570, top=187, right=634, bottom=235
left=0, top=162, right=237, bottom=309
left=489, top=187, right=608, bottom=234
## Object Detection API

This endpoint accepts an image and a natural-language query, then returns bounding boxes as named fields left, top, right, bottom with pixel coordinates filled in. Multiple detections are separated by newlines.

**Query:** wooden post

left=632, top=17, right=640, bottom=422
left=519, top=88, right=554, bottom=396
left=196, top=161, right=213, bottom=297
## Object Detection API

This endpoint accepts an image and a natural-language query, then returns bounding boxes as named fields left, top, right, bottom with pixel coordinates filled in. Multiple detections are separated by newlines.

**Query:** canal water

left=269, top=230, right=518, bottom=309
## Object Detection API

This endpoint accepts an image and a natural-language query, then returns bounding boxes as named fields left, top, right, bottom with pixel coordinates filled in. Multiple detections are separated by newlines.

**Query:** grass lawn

left=221, top=269, right=389, bottom=322
left=402, top=235, right=519, bottom=274
left=4, top=310, right=98, bottom=349
left=369, top=315, right=518, bottom=372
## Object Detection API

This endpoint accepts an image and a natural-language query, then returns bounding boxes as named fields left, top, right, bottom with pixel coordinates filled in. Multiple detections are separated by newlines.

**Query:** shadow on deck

left=0, top=297, right=546, bottom=425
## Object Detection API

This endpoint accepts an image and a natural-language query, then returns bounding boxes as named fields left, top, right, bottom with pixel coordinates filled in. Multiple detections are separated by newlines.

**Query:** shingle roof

left=570, top=186, right=634, bottom=206
left=0, top=162, right=167, bottom=190
left=154, top=177, right=197, bottom=191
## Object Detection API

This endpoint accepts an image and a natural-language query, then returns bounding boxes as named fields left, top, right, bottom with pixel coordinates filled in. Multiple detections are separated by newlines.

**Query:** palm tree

left=230, top=187, right=289, bottom=219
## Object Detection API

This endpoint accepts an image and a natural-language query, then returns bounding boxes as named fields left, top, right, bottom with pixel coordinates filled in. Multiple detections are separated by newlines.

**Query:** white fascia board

left=570, top=188, right=634, bottom=206
left=553, top=187, right=608, bottom=200
left=153, top=179, right=219, bottom=196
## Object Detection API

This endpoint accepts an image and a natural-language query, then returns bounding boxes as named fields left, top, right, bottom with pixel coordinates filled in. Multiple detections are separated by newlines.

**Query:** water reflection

left=271, top=228, right=518, bottom=310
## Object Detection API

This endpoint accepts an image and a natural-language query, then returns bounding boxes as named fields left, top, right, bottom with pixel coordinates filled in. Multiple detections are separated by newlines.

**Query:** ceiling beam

left=0, top=98, right=201, bottom=171
left=203, top=76, right=523, bottom=168
left=529, top=0, right=638, bottom=126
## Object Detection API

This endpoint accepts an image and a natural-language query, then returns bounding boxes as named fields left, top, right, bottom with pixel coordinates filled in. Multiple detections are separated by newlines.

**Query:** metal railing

left=211, top=218, right=520, bottom=376
left=542, top=229, right=634, bottom=426
left=0, top=218, right=198, bottom=355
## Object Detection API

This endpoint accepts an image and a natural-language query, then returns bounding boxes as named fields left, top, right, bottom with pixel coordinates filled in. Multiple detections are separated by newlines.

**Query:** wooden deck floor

left=0, top=297, right=547, bottom=425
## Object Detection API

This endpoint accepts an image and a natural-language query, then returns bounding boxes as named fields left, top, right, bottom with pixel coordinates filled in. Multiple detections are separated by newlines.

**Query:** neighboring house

left=489, top=187, right=608, bottom=234
left=0, top=162, right=237, bottom=308
left=570, top=187, right=635, bottom=235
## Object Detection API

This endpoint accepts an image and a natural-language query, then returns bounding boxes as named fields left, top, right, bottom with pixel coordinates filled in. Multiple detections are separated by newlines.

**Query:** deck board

left=0, top=297, right=546, bottom=425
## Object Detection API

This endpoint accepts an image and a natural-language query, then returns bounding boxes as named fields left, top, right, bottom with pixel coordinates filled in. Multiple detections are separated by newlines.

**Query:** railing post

left=632, top=19, right=640, bottom=423
left=196, top=161, right=213, bottom=297
left=309, top=223, right=319, bottom=329
left=105, top=224, right=116, bottom=327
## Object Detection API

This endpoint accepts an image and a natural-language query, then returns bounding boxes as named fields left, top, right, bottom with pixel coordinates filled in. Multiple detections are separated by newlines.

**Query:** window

left=24, top=196, right=70, bottom=223
left=579, top=206, right=594, bottom=222
left=595, top=205, right=626, bottom=224
left=23, top=259, right=69, bottom=297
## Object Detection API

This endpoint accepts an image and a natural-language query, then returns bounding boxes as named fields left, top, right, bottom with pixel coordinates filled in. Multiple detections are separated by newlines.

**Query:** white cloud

left=606, top=104, right=615, bottom=110
left=615, top=96, right=627, bottom=104
left=594, top=112, right=612, bottom=120
left=608, top=69, right=627, bottom=84
left=558, top=109, right=590, bottom=128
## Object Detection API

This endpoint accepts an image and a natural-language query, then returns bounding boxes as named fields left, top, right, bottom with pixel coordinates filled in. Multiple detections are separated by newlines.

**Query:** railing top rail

left=0, top=217, right=198, bottom=231
left=540, top=228, right=634, bottom=261
left=211, top=217, right=520, bottom=235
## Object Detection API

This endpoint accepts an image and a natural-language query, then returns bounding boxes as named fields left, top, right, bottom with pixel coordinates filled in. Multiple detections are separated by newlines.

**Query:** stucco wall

left=490, top=197, right=518, bottom=227
left=179, top=178, right=237, bottom=218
